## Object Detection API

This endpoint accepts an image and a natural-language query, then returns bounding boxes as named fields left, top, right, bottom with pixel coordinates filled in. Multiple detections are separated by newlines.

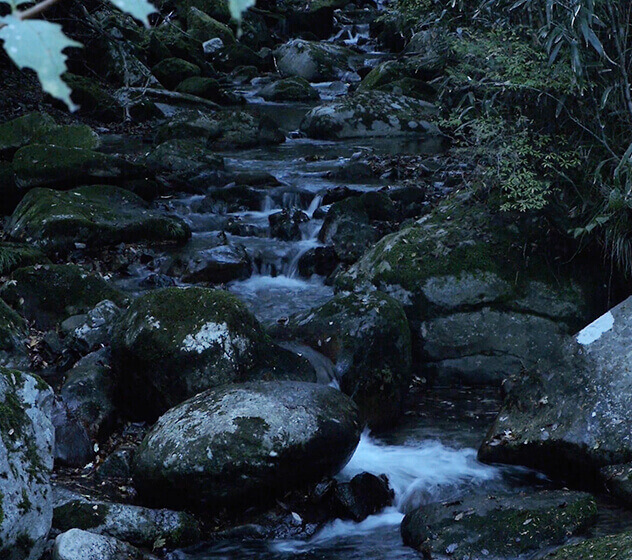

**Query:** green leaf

left=0, top=16, right=81, bottom=111
left=228, top=0, right=256, bottom=23
left=106, top=0, right=157, bottom=26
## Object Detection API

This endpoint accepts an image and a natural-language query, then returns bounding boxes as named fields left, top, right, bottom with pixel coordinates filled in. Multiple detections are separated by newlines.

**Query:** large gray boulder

left=479, top=296, right=632, bottom=488
left=401, top=490, right=597, bottom=559
left=272, top=291, right=412, bottom=429
left=336, top=194, right=593, bottom=386
left=274, top=39, right=357, bottom=82
left=300, top=92, right=440, bottom=140
left=111, top=287, right=315, bottom=421
left=133, top=381, right=362, bottom=510
left=0, top=368, right=55, bottom=560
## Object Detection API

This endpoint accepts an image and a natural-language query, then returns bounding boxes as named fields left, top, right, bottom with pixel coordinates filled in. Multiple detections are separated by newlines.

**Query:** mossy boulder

left=133, top=381, right=362, bottom=510
left=259, top=77, right=320, bottom=102
left=318, top=191, right=396, bottom=264
left=0, top=113, right=56, bottom=155
left=0, top=368, right=55, bottom=560
left=152, top=57, right=201, bottom=90
left=53, top=496, right=201, bottom=548
left=174, top=76, right=222, bottom=100
left=206, top=111, right=285, bottom=150
left=7, top=185, right=191, bottom=250
left=36, top=125, right=100, bottom=150
left=0, top=161, right=21, bottom=215
left=180, top=0, right=231, bottom=22
left=147, top=24, right=205, bottom=67
left=53, top=529, right=152, bottom=560
left=335, top=194, right=592, bottom=385
left=274, top=39, right=358, bottom=82
left=0, top=264, right=125, bottom=330
left=300, top=91, right=440, bottom=139
left=212, top=43, right=272, bottom=72
left=0, top=299, right=27, bottom=355
left=401, top=490, right=597, bottom=559
left=546, top=532, right=632, bottom=559
left=12, top=145, right=146, bottom=190
left=272, top=292, right=412, bottom=429
left=110, top=287, right=313, bottom=421
left=0, top=242, right=49, bottom=276
left=187, top=7, right=235, bottom=44
left=146, top=139, right=224, bottom=189
left=63, top=74, right=123, bottom=122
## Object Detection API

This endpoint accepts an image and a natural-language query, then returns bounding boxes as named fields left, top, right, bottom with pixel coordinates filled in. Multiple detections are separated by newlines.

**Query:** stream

left=106, top=7, right=632, bottom=559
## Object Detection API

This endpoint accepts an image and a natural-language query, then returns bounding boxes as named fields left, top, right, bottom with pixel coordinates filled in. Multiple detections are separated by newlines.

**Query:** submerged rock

left=133, top=381, right=362, bottom=510
left=7, top=185, right=191, bottom=250
left=53, top=529, right=155, bottom=560
left=272, top=291, right=411, bottom=429
left=0, top=368, right=55, bottom=560
left=274, top=39, right=358, bottom=82
left=259, top=77, right=320, bottom=102
left=479, top=296, right=632, bottom=488
left=333, top=473, right=394, bottom=521
left=401, top=490, right=597, bottom=559
left=111, top=287, right=313, bottom=421
left=0, top=265, right=125, bottom=330
left=301, top=92, right=440, bottom=139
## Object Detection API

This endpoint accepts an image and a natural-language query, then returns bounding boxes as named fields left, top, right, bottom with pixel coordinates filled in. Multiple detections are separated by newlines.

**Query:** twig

left=0, top=0, right=64, bottom=30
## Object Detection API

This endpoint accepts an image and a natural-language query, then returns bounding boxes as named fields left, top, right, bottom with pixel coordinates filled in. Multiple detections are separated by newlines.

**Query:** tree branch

left=0, top=0, right=64, bottom=30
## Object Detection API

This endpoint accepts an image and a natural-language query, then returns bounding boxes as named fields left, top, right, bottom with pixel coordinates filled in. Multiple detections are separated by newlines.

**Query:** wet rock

left=195, top=184, right=263, bottom=213
left=0, top=299, right=28, bottom=366
left=53, top=497, right=201, bottom=548
left=166, top=239, right=252, bottom=283
left=601, top=463, right=632, bottom=507
left=53, top=529, right=155, bottom=560
left=401, top=490, right=597, bottom=559
left=301, top=91, right=440, bottom=139
left=155, top=110, right=216, bottom=143
left=111, top=287, right=310, bottom=420
left=546, top=531, right=632, bottom=559
left=175, top=76, right=233, bottom=103
left=146, top=139, right=225, bottom=189
left=63, top=74, right=124, bottom=122
left=0, top=368, right=55, bottom=560
left=152, top=57, right=201, bottom=89
left=336, top=194, right=592, bottom=385
left=61, top=350, right=116, bottom=439
left=206, top=111, right=285, bottom=150
left=272, top=291, right=411, bottom=429
left=12, top=145, right=145, bottom=190
left=61, top=300, right=121, bottom=355
left=180, top=0, right=231, bottom=23
left=333, top=473, right=394, bottom=521
left=479, top=297, right=632, bottom=488
left=212, top=43, right=272, bottom=72
left=187, top=6, right=235, bottom=44
left=259, top=77, right=320, bottom=102
left=133, top=381, right=362, bottom=510
left=319, top=191, right=395, bottom=264
left=148, top=23, right=205, bottom=67
left=0, top=264, right=125, bottom=330
left=298, top=246, right=338, bottom=278
left=274, top=39, right=358, bottom=82
left=8, top=185, right=191, bottom=251
left=51, top=398, right=93, bottom=467
left=269, top=209, right=309, bottom=241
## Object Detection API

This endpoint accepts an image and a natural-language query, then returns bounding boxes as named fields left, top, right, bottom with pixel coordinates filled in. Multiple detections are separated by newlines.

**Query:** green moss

left=8, top=185, right=191, bottom=250
left=547, top=532, right=632, bottom=559
left=0, top=243, right=49, bottom=276
left=0, top=113, right=56, bottom=154
left=187, top=7, right=235, bottom=44
left=36, top=125, right=99, bottom=150
left=53, top=501, right=109, bottom=531
left=17, top=489, right=31, bottom=514
left=152, top=57, right=201, bottom=90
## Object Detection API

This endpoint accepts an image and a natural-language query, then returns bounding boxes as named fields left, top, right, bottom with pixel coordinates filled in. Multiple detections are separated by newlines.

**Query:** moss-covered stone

left=7, top=185, right=191, bottom=250
left=180, top=0, right=231, bottom=22
left=36, top=125, right=100, bottom=150
left=12, top=145, right=146, bottom=190
left=147, top=24, right=205, bottom=67
left=152, top=57, right=201, bottom=90
left=63, top=74, right=123, bottom=122
left=300, top=91, right=440, bottom=139
left=0, top=113, right=56, bottom=155
left=259, top=76, right=320, bottom=102
left=274, top=39, right=357, bottom=82
left=0, top=264, right=126, bottom=330
left=547, top=532, right=632, bottom=559
left=133, top=381, right=362, bottom=510
left=187, top=7, right=235, bottom=44
left=0, top=242, right=49, bottom=276
left=272, top=291, right=411, bottom=429
left=205, top=110, right=285, bottom=150
left=0, top=300, right=27, bottom=354
left=402, top=490, right=598, bottom=559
